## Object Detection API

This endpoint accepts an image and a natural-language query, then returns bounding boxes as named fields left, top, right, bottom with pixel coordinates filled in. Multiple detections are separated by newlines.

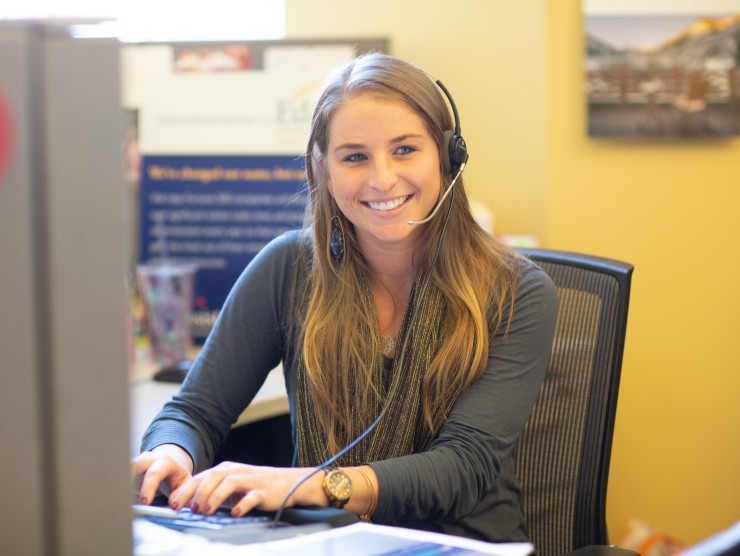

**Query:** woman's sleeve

left=370, top=263, right=558, bottom=524
left=139, top=232, right=301, bottom=472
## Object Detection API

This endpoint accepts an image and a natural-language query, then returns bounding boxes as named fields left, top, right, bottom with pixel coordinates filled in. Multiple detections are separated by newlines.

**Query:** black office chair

left=515, top=249, right=636, bottom=556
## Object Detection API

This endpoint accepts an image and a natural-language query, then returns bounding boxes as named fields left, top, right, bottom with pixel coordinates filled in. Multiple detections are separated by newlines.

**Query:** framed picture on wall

left=584, top=0, right=740, bottom=137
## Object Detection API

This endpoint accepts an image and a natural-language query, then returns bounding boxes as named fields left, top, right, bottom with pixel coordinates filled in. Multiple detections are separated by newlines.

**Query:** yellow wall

left=288, top=0, right=740, bottom=546
left=547, top=0, right=740, bottom=546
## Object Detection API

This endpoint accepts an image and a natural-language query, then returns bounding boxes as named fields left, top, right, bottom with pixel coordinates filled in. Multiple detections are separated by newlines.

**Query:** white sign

left=139, top=72, right=326, bottom=155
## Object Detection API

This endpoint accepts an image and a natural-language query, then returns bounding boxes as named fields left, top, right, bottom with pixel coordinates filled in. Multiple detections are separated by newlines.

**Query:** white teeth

left=367, top=196, right=408, bottom=211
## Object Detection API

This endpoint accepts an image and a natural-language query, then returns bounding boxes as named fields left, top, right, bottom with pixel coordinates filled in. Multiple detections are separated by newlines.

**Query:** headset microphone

left=408, top=80, right=469, bottom=226
left=407, top=162, right=465, bottom=225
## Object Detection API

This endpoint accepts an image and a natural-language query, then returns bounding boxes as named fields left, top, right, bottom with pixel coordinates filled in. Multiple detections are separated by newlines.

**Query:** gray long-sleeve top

left=141, top=230, right=558, bottom=543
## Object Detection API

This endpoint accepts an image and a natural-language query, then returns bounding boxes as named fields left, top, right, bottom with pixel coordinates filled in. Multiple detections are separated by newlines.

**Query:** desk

left=129, top=347, right=289, bottom=457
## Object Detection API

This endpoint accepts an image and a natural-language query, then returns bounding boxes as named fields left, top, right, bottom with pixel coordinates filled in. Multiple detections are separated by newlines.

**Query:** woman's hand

left=131, top=444, right=194, bottom=506
left=169, top=462, right=326, bottom=516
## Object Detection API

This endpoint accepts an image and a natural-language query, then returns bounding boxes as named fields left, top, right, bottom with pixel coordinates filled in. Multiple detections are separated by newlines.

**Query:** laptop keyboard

left=133, top=504, right=274, bottom=529
left=132, top=504, right=318, bottom=544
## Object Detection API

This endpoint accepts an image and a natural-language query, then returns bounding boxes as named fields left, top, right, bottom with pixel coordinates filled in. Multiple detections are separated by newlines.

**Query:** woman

left=133, top=53, right=558, bottom=543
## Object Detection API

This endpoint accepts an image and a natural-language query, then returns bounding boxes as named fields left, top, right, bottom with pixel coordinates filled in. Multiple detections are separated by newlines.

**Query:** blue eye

left=344, top=153, right=367, bottom=162
left=396, top=146, right=416, bottom=155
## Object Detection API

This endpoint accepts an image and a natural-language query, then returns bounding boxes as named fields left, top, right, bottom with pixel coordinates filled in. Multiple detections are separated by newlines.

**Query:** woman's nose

left=367, top=157, right=397, bottom=191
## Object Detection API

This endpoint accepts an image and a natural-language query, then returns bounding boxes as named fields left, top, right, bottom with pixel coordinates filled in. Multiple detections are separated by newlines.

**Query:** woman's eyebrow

left=333, top=142, right=366, bottom=153
left=332, top=133, right=425, bottom=153
left=389, top=133, right=424, bottom=144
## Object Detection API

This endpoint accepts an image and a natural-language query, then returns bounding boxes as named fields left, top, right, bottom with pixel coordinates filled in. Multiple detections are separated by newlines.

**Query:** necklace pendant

left=381, top=334, right=395, bottom=356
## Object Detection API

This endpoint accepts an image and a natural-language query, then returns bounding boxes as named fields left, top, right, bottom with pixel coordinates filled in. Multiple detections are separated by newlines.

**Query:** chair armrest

left=565, top=545, right=640, bottom=556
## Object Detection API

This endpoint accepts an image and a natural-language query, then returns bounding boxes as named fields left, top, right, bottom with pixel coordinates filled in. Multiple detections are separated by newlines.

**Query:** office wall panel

left=0, top=24, right=45, bottom=556
left=0, top=22, right=132, bottom=555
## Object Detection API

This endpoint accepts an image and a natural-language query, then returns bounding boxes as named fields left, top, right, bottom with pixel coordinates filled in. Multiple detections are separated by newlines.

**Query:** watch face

left=326, top=469, right=352, bottom=501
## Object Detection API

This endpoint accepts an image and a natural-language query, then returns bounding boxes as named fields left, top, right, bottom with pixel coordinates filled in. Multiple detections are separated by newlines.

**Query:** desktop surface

left=129, top=347, right=289, bottom=457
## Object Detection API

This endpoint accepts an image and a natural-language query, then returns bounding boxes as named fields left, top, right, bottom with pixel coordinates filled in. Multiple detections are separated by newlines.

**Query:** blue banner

left=140, top=154, right=307, bottom=341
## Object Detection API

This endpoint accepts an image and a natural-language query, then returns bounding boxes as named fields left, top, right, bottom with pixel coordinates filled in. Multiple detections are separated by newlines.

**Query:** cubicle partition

left=0, top=21, right=132, bottom=555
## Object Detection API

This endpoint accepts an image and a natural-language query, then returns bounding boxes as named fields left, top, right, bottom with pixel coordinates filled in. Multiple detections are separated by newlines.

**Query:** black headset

left=435, top=80, right=469, bottom=177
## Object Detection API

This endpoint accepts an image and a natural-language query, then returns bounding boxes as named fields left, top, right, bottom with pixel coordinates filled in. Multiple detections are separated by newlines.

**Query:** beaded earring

left=329, top=215, right=345, bottom=263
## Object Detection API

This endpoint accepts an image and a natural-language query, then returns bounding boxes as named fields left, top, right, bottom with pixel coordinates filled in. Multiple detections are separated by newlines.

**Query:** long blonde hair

left=298, top=53, right=520, bottom=453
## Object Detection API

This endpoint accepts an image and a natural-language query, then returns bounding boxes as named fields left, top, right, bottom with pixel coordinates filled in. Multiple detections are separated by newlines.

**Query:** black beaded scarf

left=295, top=272, right=464, bottom=468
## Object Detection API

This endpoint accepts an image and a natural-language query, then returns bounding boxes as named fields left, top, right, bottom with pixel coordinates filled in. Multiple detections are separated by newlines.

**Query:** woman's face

left=325, top=93, right=441, bottom=253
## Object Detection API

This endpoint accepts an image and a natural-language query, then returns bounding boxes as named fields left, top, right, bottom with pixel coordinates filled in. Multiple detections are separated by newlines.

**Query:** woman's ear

left=318, top=155, right=335, bottom=197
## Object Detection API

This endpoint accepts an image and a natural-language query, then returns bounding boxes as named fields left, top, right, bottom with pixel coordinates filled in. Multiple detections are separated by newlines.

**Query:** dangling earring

left=329, top=215, right=345, bottom=263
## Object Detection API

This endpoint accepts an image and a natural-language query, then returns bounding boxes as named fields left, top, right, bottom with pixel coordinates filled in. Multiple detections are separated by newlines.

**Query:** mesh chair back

left=515, top=249, right=633, bottom=556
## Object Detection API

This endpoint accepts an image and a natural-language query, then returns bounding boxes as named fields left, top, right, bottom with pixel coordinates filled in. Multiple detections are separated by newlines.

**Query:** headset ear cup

left=442, top=130, right=454, bottom=176
left=435, top=79, right=468, bottom=176
left=450, top=135, right=468, bottom=175
left=443, top=131, right=468, bottom=176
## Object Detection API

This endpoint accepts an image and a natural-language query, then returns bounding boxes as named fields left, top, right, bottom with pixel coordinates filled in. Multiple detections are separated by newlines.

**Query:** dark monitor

left=0, top=20, right=133, bottom=555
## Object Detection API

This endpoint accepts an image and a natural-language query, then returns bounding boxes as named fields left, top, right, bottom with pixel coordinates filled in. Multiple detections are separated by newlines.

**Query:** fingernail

left=139, top=496, right=148, bottom=505
left=170, top=500, right=180, bottom=511
left=202, top=504, right=211, bottom=514
left=191, top=502, right=200, bottom=513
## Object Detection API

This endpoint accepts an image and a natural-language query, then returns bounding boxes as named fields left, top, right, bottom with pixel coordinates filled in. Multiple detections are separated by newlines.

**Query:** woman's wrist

left=294, top=467, right=333, bottom=507
left=151, top=443, right=194, bottom=474
left=288, top=465, right=379, bottom=516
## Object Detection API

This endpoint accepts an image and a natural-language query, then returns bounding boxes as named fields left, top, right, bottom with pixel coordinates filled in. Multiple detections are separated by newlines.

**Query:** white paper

left=138, top=72, right=326, bottom=155
left=121, top=44, right=174, bottom=110
left=134, top=520, right=534, bottom=556
left=232, top=522, right=534, bottom=556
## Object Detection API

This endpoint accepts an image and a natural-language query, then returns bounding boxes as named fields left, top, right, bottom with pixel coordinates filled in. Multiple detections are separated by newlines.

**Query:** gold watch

left=322, top=468, right=352, bottom=508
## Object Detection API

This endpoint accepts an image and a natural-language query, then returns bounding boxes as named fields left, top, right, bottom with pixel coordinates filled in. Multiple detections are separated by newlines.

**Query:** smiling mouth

left=365, top=195, right=410, bottom=211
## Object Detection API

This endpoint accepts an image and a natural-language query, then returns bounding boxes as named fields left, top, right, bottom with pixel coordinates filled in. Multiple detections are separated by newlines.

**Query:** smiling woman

left=325, top=94, right=441, bottom=250
left=134, top=52, right=559, bottom=545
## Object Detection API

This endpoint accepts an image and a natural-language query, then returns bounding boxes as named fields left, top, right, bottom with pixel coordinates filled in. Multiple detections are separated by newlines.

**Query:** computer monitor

left=0, top=20, right=133, bottom=555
